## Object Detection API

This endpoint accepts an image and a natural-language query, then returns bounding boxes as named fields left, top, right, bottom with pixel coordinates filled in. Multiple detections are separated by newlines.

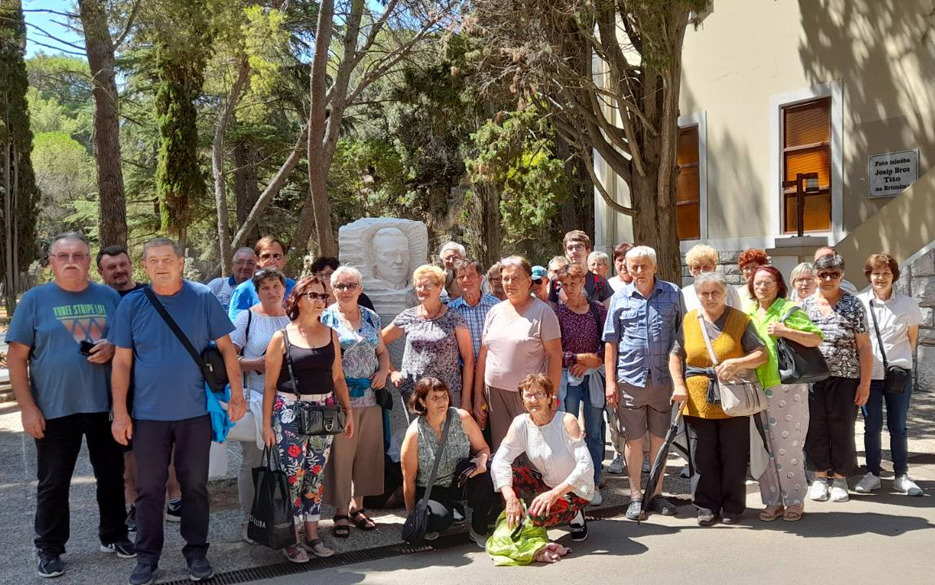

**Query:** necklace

left=420, top=302, right=444, bottom=320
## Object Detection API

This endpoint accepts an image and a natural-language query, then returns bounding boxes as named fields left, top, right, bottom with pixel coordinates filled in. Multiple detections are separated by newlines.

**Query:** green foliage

left=31, top=132, right=97, bottom=241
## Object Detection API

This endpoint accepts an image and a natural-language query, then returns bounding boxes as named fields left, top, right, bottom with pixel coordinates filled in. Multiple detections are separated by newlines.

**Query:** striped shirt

left=449, top=293, right=500, bottom=359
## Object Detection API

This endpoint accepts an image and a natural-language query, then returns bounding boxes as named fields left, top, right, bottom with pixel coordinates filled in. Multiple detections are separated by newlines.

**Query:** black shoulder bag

left=143, top=287, right=228, bottom=392
left=401, top=411, right=453, bottom=544
left=281, top=328, right=347, bottom=435
left=869, top=300, right=910, bottom=395
left=775, top=305, right=831, bottom=385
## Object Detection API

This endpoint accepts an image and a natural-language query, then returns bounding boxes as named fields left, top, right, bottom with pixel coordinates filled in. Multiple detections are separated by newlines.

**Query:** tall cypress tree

left=0, top=0, right=40, bottom=313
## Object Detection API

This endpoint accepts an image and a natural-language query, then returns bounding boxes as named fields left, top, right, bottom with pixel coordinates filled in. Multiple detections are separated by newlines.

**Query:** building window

left=782, top=97, right=831, bottom=233
left=676, top=125, right=701, bottom=240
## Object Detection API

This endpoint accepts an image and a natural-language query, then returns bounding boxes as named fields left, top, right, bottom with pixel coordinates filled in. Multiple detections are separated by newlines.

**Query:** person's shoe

left=697, top=508, right=717, bottom=526
left=128, top=562, right=155, bottom=585
left=648, top=496, right=677, bottom=516
left=165, top=498, right=182, bottom=523
left=241, top=522, right=257, bottom=545
left=101, top=539, right=137, bottom=559
left=829, top=478, right=849, bottom=502
left=721, top=512, right=742, bottom=525
left=37, top=552, right=64, bottom=578
left=855, top=472, right=882, bottom=493
left=590, top=489, right=603, bottom=507
left=607, top=454, right=624, bottom=475
left=569, top=518, right=588, bottom=542
left=423, top=532, right=439, bottom=541
left=808, top=478, right=829, bottom=501
left=188, top=557, right=214, bottom=582
left=301, top=538, right=334, bottom=557
left=468, top=527, right=488, bottom=549
left=126, top=504, right=137, bottom=533
left=894, top=475, right=923, bottom=496
left=282, top=545, right=309, bottom=563
left=625, top=499, right=644, bottom=521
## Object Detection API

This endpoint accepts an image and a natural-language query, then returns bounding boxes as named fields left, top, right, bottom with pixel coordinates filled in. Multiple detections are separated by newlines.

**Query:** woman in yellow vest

left=669, top=272, right=767, bottom=526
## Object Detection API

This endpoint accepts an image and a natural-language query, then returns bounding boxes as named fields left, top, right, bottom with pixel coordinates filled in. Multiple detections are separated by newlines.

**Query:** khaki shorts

left=616, top=379, right=673, bottom=440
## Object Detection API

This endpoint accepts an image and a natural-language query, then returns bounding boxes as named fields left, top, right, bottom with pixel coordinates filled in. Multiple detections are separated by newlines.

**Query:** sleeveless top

left=414, top=408, right=471, bottom=488
left=684, top=307, right=749, bottom=419
left=276, top=329, right=336, bottom=397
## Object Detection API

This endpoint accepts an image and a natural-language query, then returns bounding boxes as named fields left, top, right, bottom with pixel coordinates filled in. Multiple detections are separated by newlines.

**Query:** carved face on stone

left=372, top=227, right=411, bottom=289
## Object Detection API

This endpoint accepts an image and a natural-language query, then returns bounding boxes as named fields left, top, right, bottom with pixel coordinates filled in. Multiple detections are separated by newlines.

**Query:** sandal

left=758, top=505, right=784, bottom=522
left=349, top=509, right=377, bottom=531
left=302, top=538, right=334, bottom=558
left=331, top=515, right=351, bottom=538
left=783, top=505, right=804, bottom=522
left=282, top=544, right=309, bottom=564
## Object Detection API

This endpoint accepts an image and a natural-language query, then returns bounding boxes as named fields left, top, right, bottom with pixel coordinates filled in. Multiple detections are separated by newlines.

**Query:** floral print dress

left=393, top=307, right=468, bottom=406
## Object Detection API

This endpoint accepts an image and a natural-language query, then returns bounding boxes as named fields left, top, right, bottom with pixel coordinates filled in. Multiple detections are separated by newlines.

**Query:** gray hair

left=454, top=258, right=484, bottom=277
left=143, top=237, right=182, bottom=259
left=693, top=270, right=728, bottom=293
left=588, top=251, right=610, bottom=267
left=439, top=241, right=466, bottom=257
left=548, top=255, right=568, bottom=271
left=499, top=255, right=532, bottom=277
left=814, top=254, right=845, bottom=272
left=626, top=245, right=657, bottom=266
left=790, top=262, right=815, bottom=283
left=330, top=265, right=362, bottom=288
left=232, top=246, right=256, bottom=259
left=50, top=231, right=89, bottom=252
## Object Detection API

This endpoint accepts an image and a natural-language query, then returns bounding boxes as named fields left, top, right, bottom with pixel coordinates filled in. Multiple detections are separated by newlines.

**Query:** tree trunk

left=79, top=0, right=127, bottom=248
left=233, top=140, right=260, bottom=227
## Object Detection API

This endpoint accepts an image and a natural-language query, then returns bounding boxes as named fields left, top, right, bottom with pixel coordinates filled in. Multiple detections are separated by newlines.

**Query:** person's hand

left=251, top=358, right=266, bottom=374
left=855, top=384, right=870, bottom=406
left=343, top=412, right=355, bottom=438
left=766, top=322, right=789, bottom=337
left=263, top=425, right=276, bottom=447
left=529, top=489, right=559, bottom=518
left=577, top=353, right=603, bottom=369
left=390, top=371, right=404, bottom=388
left=111, top=413, right=132, bottom=446
left=671, top=387, right=688, bottom=406
left=505, top=493, right=525, bottom=529
left=605, top=380, right=619, bottom=409
left=470, top=455, right=488, bottom=477
left=371, top=369, right=388, bottom=390
left=87, top=340, right=115, bottom=364
left=715, top=359, right=741, bottom=382
left=473, top=395, right=488, bottom=429
left=22, top=405, right=46, bottom=439
left=569, top=363, right=588, bottom=377
left=228, top=393, right=246, bottom=422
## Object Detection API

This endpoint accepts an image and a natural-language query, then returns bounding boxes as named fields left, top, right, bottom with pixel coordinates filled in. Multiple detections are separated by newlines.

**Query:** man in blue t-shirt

left=206, top=246, right=257, bottom=311
left=227, top=236, right=295, bottom=320
left=109, top=237, right=245, bottom=585
left=6, top=232, right=134, bottom=577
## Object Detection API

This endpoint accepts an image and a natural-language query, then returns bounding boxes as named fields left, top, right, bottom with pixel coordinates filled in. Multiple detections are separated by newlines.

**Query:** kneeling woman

left=400, top=377, right=493, bottom=546
left=491, top=374, right=594, bottom=555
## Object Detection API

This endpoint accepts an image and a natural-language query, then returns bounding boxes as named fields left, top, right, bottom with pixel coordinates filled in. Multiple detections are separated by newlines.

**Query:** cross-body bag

left=401, top=412, right=453, bottom=544
left=775, top=306, right=831, bottom=385
left=282, top=328, right=346, bottom=436
left=869, top=300, right=910, bottom=395
left=143, top=287, right=228, bottom=392
left=697, top=311, right=766, bottom=416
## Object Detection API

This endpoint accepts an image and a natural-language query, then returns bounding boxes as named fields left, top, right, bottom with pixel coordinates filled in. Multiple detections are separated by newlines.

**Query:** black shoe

left=570, top=519, right=588, bottom=542
left=101, top=539, right=137, bottom=559
left=721, top=512, right=743, bottom=525
left=128, top=562, right=155, bottom=585
left=37, top=552, right=64, bottom=578
left=648, top=496, right=678, bottom=516
left=189, top=557, right=214, bottom=582
left=697, top=508, right=718, bottom=527
left=166, top=498, right=182, bottom=523
left=127, top=504, right=137, bottom=533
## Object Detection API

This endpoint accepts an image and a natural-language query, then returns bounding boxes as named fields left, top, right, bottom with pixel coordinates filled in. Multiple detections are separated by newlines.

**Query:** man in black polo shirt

left=549, top=230, right=615, bottom=304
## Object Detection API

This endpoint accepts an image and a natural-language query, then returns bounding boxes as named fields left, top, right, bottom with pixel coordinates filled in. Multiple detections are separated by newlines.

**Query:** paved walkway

left=0, top=387, right=932, bottom=584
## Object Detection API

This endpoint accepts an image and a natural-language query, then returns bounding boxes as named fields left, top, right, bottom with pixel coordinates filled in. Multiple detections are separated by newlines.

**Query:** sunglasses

left=333, top=282, right=359, bottom=292
left=531, top=278, right=544, bottom=285
left=817, top=271, right=842, bottom=280
left=302, top=292, right=331, bottom=302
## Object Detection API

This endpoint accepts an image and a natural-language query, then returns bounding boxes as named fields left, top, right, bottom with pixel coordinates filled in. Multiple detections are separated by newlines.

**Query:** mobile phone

left=79, top=340, right=96, bottom=356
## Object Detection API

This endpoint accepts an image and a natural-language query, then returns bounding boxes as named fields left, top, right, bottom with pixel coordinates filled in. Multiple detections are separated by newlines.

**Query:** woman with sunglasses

left=801, top=254, right=872, bottom=503
left=320, top=266, right=390, bottom=538
left=230, top=268, right=291, bottom=544
left=262, top=276, right=354, bottom=562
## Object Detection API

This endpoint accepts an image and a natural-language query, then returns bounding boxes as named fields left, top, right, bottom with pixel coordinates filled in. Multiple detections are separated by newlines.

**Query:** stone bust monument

left=338, top=218, right=427, bottom=316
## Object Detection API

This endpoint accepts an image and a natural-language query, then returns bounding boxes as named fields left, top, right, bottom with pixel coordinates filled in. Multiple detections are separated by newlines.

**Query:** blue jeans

left=564, top=377, right=605, bottom=485
left=861, top=378, right=912, bottom=476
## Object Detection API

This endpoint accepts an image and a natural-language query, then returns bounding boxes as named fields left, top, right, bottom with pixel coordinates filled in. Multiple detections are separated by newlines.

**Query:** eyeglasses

left=565, top=244, right=586, bottom=252
left=522, top=391, right=548, bottom=401
left=52, top=253, right=88, bottom=262
left=817, top=271, right=842, bottom=280
left=531, top=278, right=544, bottom=285
left=333, top=282, right=359, bottom=292
left=302, top=292, right=331, bottom=302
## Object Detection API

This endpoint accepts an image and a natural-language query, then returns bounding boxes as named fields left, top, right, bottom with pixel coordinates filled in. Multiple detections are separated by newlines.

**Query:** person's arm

left=459, top=410, right=491, bottom=476
left=544, top=337, right=562, bottom=395
left=492, top=420, right=528, bottom=528
left=668, top=352, right=688, bottom=405
left=528, top=414, right=589, bottom=518
left=604, top=342, right=619, bottom=408
left=262, top=331, right=285, bottom=446
left=331, top=329, right=355, bottom=438
left=8, top=342, right=44, bottom=439
left=472, top=343, right=488, bottom=427
left=400, top=425, right=419, bottom=513
left=455, top=326, right=475, bottom=411
left=381, top=322, right=404, bottom=345
left=111, top=347, right=134, bottom=445
left=371, top=334, right=391, bottom=389
left=908, top=325, right=920, bottom=352
left=216, top=335, right=246, bottom=421
left=855, top=332, right=873, bottom=406
left=715, top=347, right=767, bottom=381
left=772, top=324, right=823, bottom=347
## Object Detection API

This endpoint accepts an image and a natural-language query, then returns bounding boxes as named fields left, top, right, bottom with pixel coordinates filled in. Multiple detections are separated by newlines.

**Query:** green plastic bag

left=485, top=504, right=549, bottom=566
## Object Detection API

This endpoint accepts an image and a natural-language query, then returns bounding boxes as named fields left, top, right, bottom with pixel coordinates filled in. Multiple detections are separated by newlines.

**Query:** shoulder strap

left=589, top=301, right=604, bottom=346
left=419, top=410, right=454, bottom=506
left=281, top=328, right=301, bottom=399
left=143, top=287, right=205, bottom=370
left=240, top=309, right=253, bottom=357
left=868, top=299, right=889, bottom=369
left=779, top=301, right=799, bottom=324
left=696, top=311, right=719, bottom=366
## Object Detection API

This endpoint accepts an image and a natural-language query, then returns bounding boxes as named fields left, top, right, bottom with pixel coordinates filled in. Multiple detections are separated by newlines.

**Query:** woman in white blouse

left=491, top=374, right=594, bottom=559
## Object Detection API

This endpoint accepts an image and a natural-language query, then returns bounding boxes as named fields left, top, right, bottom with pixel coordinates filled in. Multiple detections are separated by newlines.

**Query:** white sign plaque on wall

left=869, top=150, right=918, bottom=198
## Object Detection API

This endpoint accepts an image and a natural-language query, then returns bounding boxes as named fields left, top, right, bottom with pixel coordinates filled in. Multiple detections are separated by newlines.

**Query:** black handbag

left=775, top=306, right=831, bottom=385
left=401, top=412, right=453, bottom=544
left=247, top=447, right=298, bottom=550
left=868, top=300, right=911, bottom=395
left=282, top=328, right=347, bottom=435
left=374, top=385, right=394, bottom=410
left=143, top=287, right=229, bottom=392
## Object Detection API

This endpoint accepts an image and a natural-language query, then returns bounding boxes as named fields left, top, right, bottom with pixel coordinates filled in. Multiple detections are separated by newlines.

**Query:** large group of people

left=5, top=229, right=925, bottom=581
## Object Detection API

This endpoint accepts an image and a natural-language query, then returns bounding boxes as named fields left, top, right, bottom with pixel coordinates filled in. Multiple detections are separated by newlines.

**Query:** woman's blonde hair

left=685, top=244, right=719, bottom=268
left=412, top=264, right=446, bottom=288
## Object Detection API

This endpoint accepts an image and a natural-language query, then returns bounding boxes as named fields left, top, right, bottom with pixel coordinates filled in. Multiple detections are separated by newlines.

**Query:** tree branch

left=113, top=0, right=142, bottom=50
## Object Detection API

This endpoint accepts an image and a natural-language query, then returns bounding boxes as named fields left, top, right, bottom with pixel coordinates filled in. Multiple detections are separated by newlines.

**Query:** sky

left=22, top=0, right=87, bottom=59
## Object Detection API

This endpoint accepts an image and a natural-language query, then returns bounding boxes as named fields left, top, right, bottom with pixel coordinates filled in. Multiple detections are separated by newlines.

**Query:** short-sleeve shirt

left=321, top=305, right=382, bottom=408
left=549, top=271, right=614, bottom=304
left=109, top=281, right=235, bottom=421
left=5, top=282, right=121, bottom=420
left=555, top=301, right=607, bottom=366
left=482, top=298, right=561, bottom=390
left=117, top=282, right=147, bottom=298
left=603, top=279, right=684, bottom=387
left=449, top=293, right=500, bottom=359
left=801, top=292, right=868, bottom=379
left=207, top=275, right=238, bottom=311
left=230, top=308, right=290, bottom=398
left=859, top=292, right=923, bottom=380
left=746, top=297, right=823, bottom=388
left=228, top=277, right=296, bottom=320
left=393, top=307, right=468, bottom=400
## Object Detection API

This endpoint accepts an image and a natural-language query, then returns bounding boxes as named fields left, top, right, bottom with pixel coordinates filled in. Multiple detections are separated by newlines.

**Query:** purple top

left=555, top=301, right=607, bottom=367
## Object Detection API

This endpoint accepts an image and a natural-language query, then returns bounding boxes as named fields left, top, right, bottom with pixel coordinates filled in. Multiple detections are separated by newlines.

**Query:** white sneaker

left=607, top=454, right=624, bottom=475
left=855, top=472, right=882, bottom=493
left=590, top=489, right=603, bottom=507
left=894, top=475, right=923, bottom=497
left=808, top=479, right=829, bottom=501
left=829, top=479, right=849, bottom=502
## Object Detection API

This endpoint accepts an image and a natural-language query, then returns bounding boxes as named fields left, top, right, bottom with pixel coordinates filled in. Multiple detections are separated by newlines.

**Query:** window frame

left=780, top=97, right=832, bottom=234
